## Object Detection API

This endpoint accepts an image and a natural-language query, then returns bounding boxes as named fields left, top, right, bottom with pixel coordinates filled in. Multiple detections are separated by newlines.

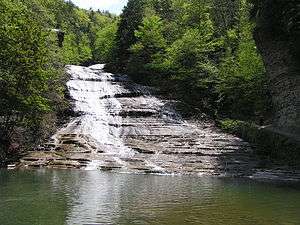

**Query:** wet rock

left=132, top=148, right=155, bottom=154
left=100, top=165, right=122, bottom=171
left=119, top=110, right=157, bottom=118
left=7, top=164, right=17, bottom=170
left=49, top=160, right=81, bottom=168
left=120, top=158, right=144, bottom=163
left=17, top=64, right=298, bottom=180
left=144, top=170, right=165, bottom=174
left=100, top=92, right=144, bottom=100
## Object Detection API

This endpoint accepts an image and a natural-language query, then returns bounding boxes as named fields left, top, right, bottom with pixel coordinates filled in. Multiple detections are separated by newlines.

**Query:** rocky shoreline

left=12, top=65, right=300, bottom=182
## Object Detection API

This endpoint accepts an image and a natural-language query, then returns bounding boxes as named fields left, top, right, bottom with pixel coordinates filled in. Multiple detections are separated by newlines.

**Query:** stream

left=2, top=64, right=300, bottom=225
left=1, top=169, right=300, bottom=225
left=20, top=64, right=267, bottom=177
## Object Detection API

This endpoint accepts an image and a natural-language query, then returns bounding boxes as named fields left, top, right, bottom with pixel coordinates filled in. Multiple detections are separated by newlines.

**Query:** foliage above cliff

left=109, top=0, right=268, bottom=122
left=0, top=0, right=118, bottom=161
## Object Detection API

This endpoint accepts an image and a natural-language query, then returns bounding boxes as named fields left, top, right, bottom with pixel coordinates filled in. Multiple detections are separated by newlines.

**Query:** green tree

left=0, top=0, right=117, bottom=163
left=112, top=0, right=146, bottom=71
left=110, top=0, right=268, bottom=121
left=94, top=21, right=118, bottom=62
left=0, top=0, right=64, bottom=161
left=128, top=15, right=166, bottom=74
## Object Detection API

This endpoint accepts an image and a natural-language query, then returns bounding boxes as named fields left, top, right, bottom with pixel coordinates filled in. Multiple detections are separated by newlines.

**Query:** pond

left=1, top=169, right=300, bottom=225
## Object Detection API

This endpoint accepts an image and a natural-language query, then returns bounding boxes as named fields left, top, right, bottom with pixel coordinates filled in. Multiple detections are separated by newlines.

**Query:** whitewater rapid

left=25, top=63, right=258, bottom=177
left=53, top=64, right=135, bottom=169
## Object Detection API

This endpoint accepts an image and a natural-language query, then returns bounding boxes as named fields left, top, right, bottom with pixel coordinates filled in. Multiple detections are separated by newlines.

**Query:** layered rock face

left=253, top=0, right=300, bottom=136
left=20, top=64, right=261, bottom=177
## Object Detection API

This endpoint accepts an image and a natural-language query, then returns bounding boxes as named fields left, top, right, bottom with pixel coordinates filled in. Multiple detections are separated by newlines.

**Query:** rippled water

left=1, top=169, right=300, bottom=225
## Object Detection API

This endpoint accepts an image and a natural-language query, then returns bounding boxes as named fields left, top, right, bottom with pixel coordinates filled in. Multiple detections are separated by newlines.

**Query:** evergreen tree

left=113, top=0, right=146, bottom=71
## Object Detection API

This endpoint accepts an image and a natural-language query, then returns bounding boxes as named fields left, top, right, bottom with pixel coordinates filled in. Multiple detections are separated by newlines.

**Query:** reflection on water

left=1, top=169, right=300, bottom=225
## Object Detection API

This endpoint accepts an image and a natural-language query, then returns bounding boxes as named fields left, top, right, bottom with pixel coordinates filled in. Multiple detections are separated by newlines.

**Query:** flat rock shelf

left=18, top=64, right=300, bottom=180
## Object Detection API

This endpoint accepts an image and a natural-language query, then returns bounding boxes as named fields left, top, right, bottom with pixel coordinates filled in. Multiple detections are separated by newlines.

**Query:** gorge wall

left=253, top=0, right=300, bottom=136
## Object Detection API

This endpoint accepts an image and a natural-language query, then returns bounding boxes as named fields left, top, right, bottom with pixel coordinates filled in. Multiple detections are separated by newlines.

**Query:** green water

left=0, top=169, right=300, bottom=225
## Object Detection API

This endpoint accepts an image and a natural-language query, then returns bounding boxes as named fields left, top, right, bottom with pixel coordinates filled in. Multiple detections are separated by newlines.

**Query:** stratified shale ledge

left=17, top=65, right=300, bottom=181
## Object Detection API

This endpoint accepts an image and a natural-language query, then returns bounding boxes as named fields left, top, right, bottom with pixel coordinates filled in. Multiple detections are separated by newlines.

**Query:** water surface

left=1, top=169, right=300, bottom=225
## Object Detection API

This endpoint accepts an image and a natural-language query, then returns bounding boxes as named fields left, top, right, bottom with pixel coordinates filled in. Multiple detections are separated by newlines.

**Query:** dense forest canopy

left=108, top=0, right=269, bottom=122
left=0, top=0, right=299, bottom=164
left=0, top=0, right=118, bottom=162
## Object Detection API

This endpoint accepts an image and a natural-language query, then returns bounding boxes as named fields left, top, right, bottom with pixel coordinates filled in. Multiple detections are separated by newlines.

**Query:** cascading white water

left=37, top=64, right=256, bottom=176
left=53, top=64, right=134, bottom=170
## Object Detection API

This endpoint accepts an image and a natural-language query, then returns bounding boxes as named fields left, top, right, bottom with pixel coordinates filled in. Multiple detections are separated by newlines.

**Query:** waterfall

left=53, top=64, right=134, bottom=170
left=24, top=64, right=255, bottom=176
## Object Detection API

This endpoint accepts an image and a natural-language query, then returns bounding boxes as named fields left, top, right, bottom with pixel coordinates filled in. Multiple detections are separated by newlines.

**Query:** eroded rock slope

left=20, top=64, right=262, bottom=177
